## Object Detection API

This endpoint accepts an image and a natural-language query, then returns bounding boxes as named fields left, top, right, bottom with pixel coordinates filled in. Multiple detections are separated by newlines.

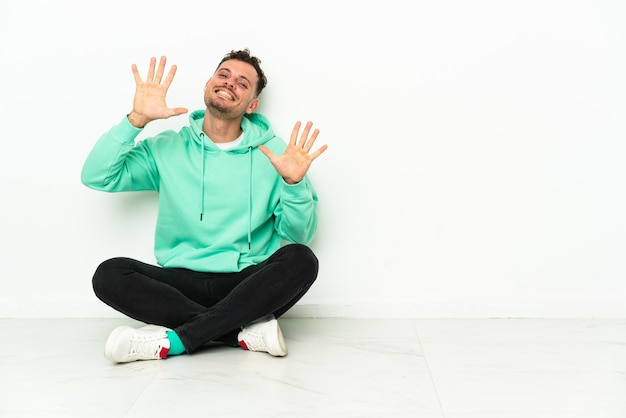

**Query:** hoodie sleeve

left=81, top=116, right=159, bottom=192
left=273, top=176, right=319, bottom=245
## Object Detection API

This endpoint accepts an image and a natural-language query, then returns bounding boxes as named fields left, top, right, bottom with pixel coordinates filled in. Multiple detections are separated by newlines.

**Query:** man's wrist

left=127, top=111, right=149, bottom=129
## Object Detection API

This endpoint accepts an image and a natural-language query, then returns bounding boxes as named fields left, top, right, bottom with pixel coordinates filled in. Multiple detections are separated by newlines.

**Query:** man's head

left=204, top=49, right=267, bottom=119
left=217, top=49, right=267, bottom=97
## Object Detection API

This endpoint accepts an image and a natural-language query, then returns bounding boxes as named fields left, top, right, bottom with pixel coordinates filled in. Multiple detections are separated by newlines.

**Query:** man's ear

left=246, top=98, right=259, bottom=114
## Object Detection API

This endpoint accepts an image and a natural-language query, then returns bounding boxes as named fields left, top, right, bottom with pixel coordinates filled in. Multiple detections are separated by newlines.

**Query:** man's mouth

left=215, top=89, right=234, bottom=101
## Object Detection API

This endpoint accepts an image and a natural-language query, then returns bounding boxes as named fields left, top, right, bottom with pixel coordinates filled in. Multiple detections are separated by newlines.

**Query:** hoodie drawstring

left=200, top=133, right=206, bottom=221
left=247, top=146, right=252, bottom=250
left=198, top=135, right=253, bottom=251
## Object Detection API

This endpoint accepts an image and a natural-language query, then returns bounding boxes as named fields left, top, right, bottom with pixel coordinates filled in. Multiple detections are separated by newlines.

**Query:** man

left=81, top=49, right=327, bottom=363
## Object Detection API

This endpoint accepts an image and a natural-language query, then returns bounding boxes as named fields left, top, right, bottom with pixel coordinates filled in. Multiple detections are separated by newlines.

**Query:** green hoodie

left=81, top=110, right=319, bottom=272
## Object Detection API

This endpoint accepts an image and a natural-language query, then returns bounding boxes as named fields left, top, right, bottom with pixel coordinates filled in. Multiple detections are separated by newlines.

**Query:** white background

left=1, top=0, right=625, bottom=318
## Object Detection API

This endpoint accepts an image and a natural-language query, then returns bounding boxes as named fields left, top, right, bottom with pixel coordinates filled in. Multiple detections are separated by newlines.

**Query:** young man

left=81, top=49, right=327, bottom=363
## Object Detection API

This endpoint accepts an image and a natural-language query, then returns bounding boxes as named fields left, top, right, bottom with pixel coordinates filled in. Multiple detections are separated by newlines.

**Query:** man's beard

left=206, top=97, right=239, bottom=120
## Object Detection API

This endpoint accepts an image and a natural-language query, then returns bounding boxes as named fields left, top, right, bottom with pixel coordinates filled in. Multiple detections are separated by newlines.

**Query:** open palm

left=128, top=56, right=188, bottom=128
left=259, top=121, right=328, bottom=184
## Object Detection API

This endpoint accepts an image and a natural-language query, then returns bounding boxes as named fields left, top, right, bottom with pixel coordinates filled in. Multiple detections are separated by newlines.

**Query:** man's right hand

left=127, top=56, right=188, bottom=128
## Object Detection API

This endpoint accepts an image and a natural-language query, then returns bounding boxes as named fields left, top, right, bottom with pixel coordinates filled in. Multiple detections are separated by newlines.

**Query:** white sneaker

left=104, top=325, right=171, bottom=363
left=238, top=314, right=288, bottom=357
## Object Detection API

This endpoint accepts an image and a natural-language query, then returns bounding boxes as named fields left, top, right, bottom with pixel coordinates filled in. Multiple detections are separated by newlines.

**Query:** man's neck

left=202, top=112, right=243, bottom=143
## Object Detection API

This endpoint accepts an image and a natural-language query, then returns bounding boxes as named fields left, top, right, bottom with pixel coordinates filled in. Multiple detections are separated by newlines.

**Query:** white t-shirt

left=213, top=133, right=244, bottom=150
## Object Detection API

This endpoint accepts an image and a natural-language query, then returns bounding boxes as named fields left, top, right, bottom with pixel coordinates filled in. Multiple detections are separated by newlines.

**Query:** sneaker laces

left=128, top=334, right=169, bottom=359
left=239, top=327, right=266, bottom=352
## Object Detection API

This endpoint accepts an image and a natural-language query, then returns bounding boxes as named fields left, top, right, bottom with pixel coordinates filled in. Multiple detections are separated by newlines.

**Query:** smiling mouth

left=215, top=90, right=234, bottom=101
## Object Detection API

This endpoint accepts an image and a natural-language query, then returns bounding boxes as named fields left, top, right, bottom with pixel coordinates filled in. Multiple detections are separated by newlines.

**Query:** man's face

left=204, top=59, right=259, bottom=119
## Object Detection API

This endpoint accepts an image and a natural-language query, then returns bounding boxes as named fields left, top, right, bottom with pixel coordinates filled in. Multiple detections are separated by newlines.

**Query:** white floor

left=1, top=318, right=625, bottom=417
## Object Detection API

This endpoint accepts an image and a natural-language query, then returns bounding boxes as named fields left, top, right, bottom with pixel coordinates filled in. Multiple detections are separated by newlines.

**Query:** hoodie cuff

left=112, top=115, right=143, bottom=143
left=281, top=178, right=310, bottom=198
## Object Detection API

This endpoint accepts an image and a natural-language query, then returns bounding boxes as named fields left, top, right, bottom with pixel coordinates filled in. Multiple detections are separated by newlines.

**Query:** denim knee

left=91, top=257, right=126, bottom=299
left=284, top=244, right=319, bottom=286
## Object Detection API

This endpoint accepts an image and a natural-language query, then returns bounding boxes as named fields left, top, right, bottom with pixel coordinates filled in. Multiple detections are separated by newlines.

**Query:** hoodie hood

left=188, top=109, right=276, bottom=152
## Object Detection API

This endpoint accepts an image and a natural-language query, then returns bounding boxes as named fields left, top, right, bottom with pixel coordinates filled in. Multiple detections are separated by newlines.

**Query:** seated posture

left=81, top=49, right=327, bottom=363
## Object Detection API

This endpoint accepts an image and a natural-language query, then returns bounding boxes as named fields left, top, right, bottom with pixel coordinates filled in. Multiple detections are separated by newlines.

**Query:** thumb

left=171, top=107, right=189, bottom=117
left=258, top=145, right=275, bottom=160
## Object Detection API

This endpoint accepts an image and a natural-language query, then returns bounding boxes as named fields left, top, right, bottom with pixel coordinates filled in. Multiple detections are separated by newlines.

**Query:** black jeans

left=92, top=243, right=318, bottom=353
